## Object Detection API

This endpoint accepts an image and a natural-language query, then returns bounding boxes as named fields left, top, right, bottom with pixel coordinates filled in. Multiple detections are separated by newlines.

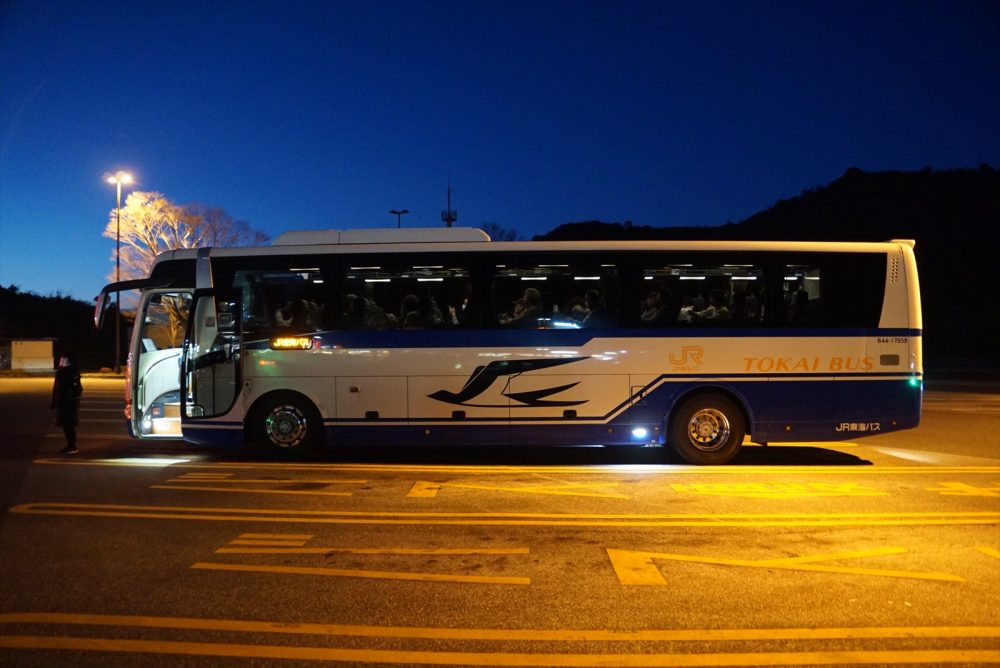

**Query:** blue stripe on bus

left=181, top=376, right=921, bottom=449
left=243, top=327, right=922, bottom=350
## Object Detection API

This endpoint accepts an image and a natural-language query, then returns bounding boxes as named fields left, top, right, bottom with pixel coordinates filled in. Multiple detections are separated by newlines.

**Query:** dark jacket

left=51, top=364, right=83, bottom=426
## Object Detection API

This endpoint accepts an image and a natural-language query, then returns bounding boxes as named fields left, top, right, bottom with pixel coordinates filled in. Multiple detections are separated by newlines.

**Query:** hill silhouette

left=537, top=166, right=1000, bottom=370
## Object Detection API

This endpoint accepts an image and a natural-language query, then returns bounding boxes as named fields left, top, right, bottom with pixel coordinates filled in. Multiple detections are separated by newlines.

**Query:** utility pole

left=441, top=177, right=457, bottom=228
left=389, top=209, right=409, bottom=228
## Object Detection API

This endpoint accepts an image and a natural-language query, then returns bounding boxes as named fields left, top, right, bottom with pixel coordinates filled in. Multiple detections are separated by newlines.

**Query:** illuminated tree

left=103, top=191, right=269, bottom=282
left=103, top=192, right=269, bottom=343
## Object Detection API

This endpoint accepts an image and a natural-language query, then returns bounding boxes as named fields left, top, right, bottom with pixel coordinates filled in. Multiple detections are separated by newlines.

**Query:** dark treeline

left=4, top=166, right=996, bottom=371
left=0, top=286, right=120, bottom=371
left=538, top=166, right=1000, bottom=370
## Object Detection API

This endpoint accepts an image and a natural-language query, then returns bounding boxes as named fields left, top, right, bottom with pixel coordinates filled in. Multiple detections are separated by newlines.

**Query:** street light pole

left=389, top=209, right=409, bottom=228
left=106, top=171, right=132, bottom=374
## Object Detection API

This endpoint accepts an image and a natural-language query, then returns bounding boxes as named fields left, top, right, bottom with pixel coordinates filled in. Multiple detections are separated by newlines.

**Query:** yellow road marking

left=407, top=480, right=628, bottom=499
left=149, top=485, right=353, bottom=497
left=215, top=547, right=530, bottom=555
left=3, top=612, right=1000, bottom=642
left=607, top=547, right=964, bottom=585
left=190, top=561, right=530, bottom=585
left=227, top=539, right=310, bottom=547
left=11, top=502, right=1000, bottom=527
left=0, top=636, right=997, bottom=665
left=669, top=482, right=885, bottom=499
left=167, top=477, right=367, bottom=484
left=407, top=481, right=442, bottom=497
left=32, top=458, right=1000, bottom=475
left=976, top=546, right=1000, bottom=559
left=239, top=533, right=313, bottom=540
left=747, top=441, right=859, bottom=447
left=926, top=482, right=1000, bottom=497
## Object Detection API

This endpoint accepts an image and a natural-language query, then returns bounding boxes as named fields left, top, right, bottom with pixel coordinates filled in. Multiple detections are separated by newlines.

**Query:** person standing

left=51, top=352, right=83, bottom=454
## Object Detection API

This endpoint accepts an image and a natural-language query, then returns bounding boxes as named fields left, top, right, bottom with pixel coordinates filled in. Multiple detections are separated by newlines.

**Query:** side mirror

left=94, top=292, right=109, bottom=329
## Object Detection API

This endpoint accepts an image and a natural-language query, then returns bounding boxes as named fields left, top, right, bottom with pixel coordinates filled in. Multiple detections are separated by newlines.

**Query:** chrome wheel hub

left=686, top=408, right=731, bottom=452
left=265, top=405, right=308, bottom=448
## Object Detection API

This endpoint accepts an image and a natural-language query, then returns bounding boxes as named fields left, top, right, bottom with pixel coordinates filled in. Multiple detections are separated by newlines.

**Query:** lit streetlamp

left=106, top=171, right=133, bottom=374
left=389, top=209, right=409, bottom=228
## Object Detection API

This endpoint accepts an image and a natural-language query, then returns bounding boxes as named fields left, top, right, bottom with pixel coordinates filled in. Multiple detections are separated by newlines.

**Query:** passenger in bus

left=743, top=288, right=760, bottom=323
left=677, top=294, right=695, bottom=323
left=640, top=290, right=670, bottom=325
left=401, top=294, right=444, bottom=329
left=501, top=287, right=543, bottom=327
left=786, top=282, right=809, bottom=323
left=452, top=283, right=475, bottom=326
left=691, top=289, right=731, bottom=324
left=333, top=294, right=390, bottom=330
left=276, top=298, right=318, bottom=330
left=581, top=289, right=611, bottom=327
left=564, top=295, right=589, bottom=323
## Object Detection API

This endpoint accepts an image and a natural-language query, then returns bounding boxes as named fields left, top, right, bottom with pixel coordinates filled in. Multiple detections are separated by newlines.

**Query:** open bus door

left=95, top=277, right=188, bottom=438
left=181, top=289, right=242, bottom=432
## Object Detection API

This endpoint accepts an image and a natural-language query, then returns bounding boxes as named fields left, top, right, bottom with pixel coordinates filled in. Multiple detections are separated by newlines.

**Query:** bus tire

left=249, top=392, right=323, bottom=455
left=668, top=393, right=744, bottom=465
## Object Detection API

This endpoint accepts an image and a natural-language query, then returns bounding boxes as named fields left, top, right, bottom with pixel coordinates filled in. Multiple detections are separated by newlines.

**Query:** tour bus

left=95, top=229, right=922, bottom=465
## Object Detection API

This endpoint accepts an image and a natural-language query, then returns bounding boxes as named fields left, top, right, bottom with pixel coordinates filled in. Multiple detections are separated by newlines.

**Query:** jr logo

left=670, top=346, right=704, bottom=367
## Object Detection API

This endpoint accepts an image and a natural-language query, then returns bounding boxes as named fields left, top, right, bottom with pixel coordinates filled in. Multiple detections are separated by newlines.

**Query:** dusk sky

left=1, top=0, right=998, bottom=302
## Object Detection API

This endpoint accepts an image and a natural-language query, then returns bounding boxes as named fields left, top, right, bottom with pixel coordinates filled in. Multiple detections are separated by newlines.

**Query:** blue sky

left=1, top=0, right=998, bottom=302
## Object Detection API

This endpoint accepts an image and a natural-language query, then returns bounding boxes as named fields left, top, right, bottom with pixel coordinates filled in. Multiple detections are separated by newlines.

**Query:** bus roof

left=149, top=231, right=916, bottom=266
left=272, top=228, right=491, bottom=245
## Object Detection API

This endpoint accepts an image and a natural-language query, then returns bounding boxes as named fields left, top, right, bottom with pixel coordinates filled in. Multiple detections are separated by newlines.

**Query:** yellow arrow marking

left=976, top=546, right=1000, bottom=559
left=925, top=482, right=1000, bottom=497
left=406, top=481, right=627, bottom=499
left=607, top=547, right=964, bottom=585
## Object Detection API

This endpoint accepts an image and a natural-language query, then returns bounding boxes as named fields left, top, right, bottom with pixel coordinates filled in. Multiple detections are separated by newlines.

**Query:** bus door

left=181, top=289, right=242, bottom=423
left=132, top=290, right=192, bottom=437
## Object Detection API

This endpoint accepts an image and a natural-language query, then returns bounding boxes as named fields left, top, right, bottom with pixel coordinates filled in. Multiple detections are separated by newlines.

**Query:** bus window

left=233, top=266, right=327, bottom=339
left=492, top=260, right=620, bottom=328
left=641, top=262, right=764, bottom=326
left=783, top=264, right=822, bottom=324
left=341, top=262, right=473, bottom=330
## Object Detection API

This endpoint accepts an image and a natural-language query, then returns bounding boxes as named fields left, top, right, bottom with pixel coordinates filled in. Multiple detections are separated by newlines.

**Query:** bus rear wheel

left=669, top=394, right=744, bottom=465
left=249, top=393, right=323, bottom=454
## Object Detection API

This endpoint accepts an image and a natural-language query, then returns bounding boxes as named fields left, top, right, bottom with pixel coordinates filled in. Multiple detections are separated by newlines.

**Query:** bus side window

left=342, top=262, right=473, bottom=330
left=491, top=260, right=620, bottom=329
left=641, top=262, right=762, bottom=327
left=783, top=265, right=822, bottom=325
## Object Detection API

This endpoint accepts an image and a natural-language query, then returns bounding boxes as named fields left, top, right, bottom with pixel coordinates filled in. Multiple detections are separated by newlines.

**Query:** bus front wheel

left=669, top=394, right=744, bottom=465
left=249, top=393, right=323, bottom=454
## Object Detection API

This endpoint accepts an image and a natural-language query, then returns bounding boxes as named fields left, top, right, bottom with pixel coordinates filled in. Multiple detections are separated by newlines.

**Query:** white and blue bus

left=96, top=229, right=922, bottom=464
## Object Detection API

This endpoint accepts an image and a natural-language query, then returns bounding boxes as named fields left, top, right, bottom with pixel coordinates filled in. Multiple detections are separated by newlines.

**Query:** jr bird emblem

left=428, top=357, right=589, bottom=408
